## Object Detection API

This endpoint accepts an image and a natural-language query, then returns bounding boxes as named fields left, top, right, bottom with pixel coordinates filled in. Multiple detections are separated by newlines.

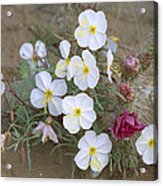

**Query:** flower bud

left=123, top=56, right=140, bottom=74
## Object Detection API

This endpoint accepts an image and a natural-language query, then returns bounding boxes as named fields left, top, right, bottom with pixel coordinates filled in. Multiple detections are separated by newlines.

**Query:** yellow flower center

left=89, top=146, right=97, bottom=155
left=44, top=89, right=54, bottom=102
left=89, top=25, right=97, bottom=35
left=83, top=65, right=90, bottom=75
left=32, top=54, right=39, bottom=62
left=147, top=138, right=155, bottom=149
left=73, top=108, right=82, bottom=117
left=65, top=58, right=70, bottom=65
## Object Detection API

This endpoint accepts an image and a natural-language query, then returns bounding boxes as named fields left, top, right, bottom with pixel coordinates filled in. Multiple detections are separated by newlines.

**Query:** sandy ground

left=1, top=2, right=157, bottom=180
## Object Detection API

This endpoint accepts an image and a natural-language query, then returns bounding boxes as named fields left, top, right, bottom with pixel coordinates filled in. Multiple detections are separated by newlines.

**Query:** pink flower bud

left=119, top=83, right=135, bottom=102
left=123, top=56, right=140, bottom=73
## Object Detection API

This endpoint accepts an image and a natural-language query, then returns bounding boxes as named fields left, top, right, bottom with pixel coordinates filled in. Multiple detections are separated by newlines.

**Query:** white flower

left=104, top=36, right=118, bottom=54
left=73, top=50, right=100, bottom=91
left=135, top=125, right=158, bottom=165
left=30, top=71, right=67, bottom=116
left=55, top=40, right=75, bottom=81
left=19, top=40, right=47, bottom=70
left=62, top=93, right=96, bottom=134
left=74, top=9, right=107, bottom=51
left=33, top=121, right=58, bottom=144
left=74, top=130, right=112, bottom=172
left=1, top=73, right=5, bottom=95
left=106, top=49, right=114, bottom=83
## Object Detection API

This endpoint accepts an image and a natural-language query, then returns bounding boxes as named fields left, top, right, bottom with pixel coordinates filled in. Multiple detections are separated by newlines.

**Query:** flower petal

left=1, top=134, right=6, bottom=148
left=142, top=125, right=157, bottom=140
left=69, top=56, right=83, bottom=76
left=62, top=96, right=76, bottom=114
left=1, top=81, right=5, bottom=95
left=35, top=71, right=52, bottom=92
left=84, top=130, right=96, bottom=147
left=79, top=9, right=96, bottom=26
left=19, top=43, right=33, bottom=60
left=59, top=40, right=71, bottom=59
left=106, top=38, right=117, bottom=54
left=90, top=152, right=109, bottom=172
left=96, top=133, right=112, bottom=154
left=63, top=114, right=80, bottom=134
left=78, top=134, right=90, bottom=150
left=75, top=93, right=94, bottom=111
left=74, top=150, right=90, bottom=170
left=48, top=125, right=58, bottom=144
left=135, top=135, right=148, bottom=155
left=74, top=27, right=90, bottom=48
left=30, top=88, right=45, bottom=108
left=95, top=11, right=107, bottom=33
left=51, top=79, right=67, bottom=97
left=79, top=115, right=93, bottom=130
left=48, top=97, right=63, bottom=116
left=89, top=33, right=107, bottom=51
left=107, top=49, right=113, bottom=83
left=142, top=147, right=157, bottom=165
left=74, top=72, right=88, bottom=91
left=55, top=59, right=67, bottom=78
left=80, top=110, right=96, bottom=130
left=35, top=40, right=47, bottom=58
left=87, top=66, right=100, bottom=88
left=32, top=121, right=45, bottom=134
left=82, top=50, right=96, bottom=66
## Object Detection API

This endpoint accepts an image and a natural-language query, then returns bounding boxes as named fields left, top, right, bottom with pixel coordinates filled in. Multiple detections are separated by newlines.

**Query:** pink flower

left=33, top=121, right=58, bottom=144
left=119, top=83, right=135, bottom=102
left=123, top=56, right=140, bottom=73
left=111, top=110, right=146, bottom=139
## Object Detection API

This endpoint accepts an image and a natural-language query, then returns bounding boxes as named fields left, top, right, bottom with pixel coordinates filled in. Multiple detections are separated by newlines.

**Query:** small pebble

left=140, top=167, right=146, bottom=174
left=6, top=163, right=12, bottom=170
left=6, top=11, right=12, bottom=17
left=40, top=173, right=43, bottom=176
left=140, top=8, right=146, bottom=14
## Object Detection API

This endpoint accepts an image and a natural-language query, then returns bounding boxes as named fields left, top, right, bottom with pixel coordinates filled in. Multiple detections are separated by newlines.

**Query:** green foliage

left=109, top=136, right=139, bottom=177
left=18, top=61, right=30, bottom=79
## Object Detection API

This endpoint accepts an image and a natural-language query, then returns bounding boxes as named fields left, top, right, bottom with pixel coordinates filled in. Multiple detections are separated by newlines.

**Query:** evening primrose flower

left=73, top=50, right=100, bottom=91
left=1, top=73, right=5, bottom=95
left=30, top=71, right=67, bottom=116
left=62, top=93, right=96, bottom=134
left=74, top=9, right=107, bottom=51
left=104, top=36, right=119, bottom=54
left=19, top=40, right=47, bottom=70
left=135, top=125, right=158, bottom=165
left=55, top=40, right=75, bottom=81
left=33, top=121, right=58, bottom=144
left=106, top=49, right=114, bottom=83
left=74, top=131, right=112, bottom=172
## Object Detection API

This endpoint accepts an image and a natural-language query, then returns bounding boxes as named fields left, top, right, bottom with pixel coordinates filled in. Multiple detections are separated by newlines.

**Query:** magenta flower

left=123, top=56, right=140, bottom=73
left=119, top=83, right=135, bottom=102
left=111, top=110, right=146, bottom=139
left=33, top=121, right=58, bottom=144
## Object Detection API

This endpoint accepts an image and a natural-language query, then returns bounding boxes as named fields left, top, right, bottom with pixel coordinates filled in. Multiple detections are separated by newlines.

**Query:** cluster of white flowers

left=17, top=9, right=158, bottom=174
